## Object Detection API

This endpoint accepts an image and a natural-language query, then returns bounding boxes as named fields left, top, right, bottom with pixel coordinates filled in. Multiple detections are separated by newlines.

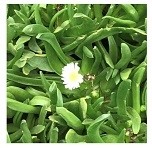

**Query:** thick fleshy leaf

left=29, top=96, right=51, bottom=106
left=65, top=129, right=86, bottom=143
left=56, top=107, right=84, bottom=131
left=127, top=107, right=141, bottom=134
left=30, top=125, right=45, bottom=134
left=116, top=79, right=131, bottom=116
left=87, top=114, right=110, bottom=143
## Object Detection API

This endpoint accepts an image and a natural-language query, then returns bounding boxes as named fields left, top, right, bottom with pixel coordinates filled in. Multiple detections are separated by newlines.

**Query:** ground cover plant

left=7, top=4, right=147, bottom=143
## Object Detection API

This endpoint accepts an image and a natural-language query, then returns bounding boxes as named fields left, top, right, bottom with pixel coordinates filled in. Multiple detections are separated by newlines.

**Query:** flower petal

left=61, top=62, right=83, bottom=90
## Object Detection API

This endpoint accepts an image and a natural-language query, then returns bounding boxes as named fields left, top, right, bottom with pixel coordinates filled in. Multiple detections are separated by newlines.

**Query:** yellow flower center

left=69, top=71, right=79, bottom=82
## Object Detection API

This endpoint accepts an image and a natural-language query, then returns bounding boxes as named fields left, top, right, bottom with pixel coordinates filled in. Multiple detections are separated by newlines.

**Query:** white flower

left=61, top=62, right=83, bottom=90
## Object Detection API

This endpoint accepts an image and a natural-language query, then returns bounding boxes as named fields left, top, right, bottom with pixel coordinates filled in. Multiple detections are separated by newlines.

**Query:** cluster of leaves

left=7, top=4, right=147, bottom=143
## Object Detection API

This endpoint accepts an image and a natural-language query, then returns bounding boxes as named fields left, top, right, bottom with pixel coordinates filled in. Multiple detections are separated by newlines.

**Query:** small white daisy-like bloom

left=61, top=62, right=83, bottom=90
